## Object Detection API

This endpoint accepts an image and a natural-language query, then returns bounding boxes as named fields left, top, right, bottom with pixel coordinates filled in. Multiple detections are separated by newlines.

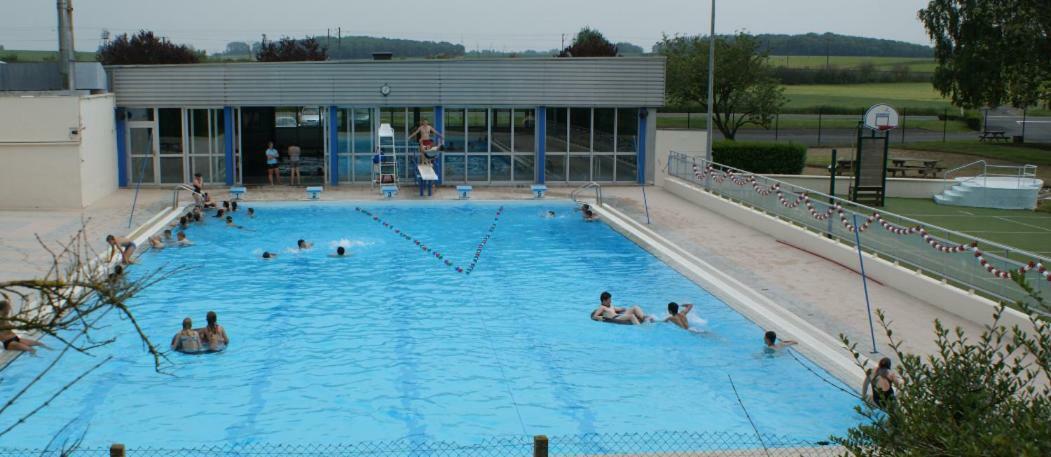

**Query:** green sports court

left=883, top=198, right=1051, bottom=256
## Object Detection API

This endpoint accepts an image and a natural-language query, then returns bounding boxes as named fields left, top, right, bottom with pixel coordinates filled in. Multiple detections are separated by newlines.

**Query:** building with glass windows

left=106, top=57, right=665, bottom=188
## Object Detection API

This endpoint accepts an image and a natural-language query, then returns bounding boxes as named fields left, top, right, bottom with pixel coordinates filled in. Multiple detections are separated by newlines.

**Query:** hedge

left=712, top=141, right=807, bottom=174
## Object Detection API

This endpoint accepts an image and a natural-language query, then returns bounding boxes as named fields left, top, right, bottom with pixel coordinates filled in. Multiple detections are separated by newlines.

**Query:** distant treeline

left=774, top=64, right=932, bottom=85
left=755, top=33, right=933, bottom=57
left=314, top=35, right=464, bottom=59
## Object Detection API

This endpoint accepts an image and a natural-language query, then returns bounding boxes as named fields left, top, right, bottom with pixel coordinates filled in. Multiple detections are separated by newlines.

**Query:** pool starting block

left=456, top=185, right=473, bottom=200
left=306, top=186, right=323, bottom=200
left=381, top=185, right=398, bottom=199
left=229, top=186, right=247, bottom=200
left=531, top=184, right=548, bottom=199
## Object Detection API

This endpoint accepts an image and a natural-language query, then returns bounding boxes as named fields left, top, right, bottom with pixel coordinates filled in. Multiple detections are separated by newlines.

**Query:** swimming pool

left=0, top=201, right=861, bottom=449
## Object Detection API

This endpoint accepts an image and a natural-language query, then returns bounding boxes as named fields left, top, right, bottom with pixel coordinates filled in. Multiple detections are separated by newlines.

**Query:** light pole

left=705, top=0, right=716, bottom=163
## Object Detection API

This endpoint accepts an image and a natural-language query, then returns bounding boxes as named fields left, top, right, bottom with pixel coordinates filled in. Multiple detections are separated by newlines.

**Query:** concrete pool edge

left=592, top=202, right=868, bottom=390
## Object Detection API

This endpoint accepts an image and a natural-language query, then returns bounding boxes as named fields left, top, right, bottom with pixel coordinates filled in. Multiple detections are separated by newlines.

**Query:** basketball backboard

left=863, top=104, right=899, bottom=131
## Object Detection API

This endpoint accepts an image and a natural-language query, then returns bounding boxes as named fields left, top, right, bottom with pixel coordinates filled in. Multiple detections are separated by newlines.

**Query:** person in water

left=297, top=239, right=313, bottom=250
left=106, top=234, right=136, bottom=265
left=162, top=229, right=173, bottom=241
left=148, top=234, right=165, bottom=249
left=262, top=251, right=277, bottom=259
left=247, top=208, right=255, bottom=218
left=583, top=209, right=598, bottom=222
left=0, top=300, right=50, bottom=355
left=328, top=246, right=348, bottom=258
left=591, top=291, right=652, bottom=324
left=664, top=302, right=695, bottom=330
left=197, top=311, right=229, bottom=352
left=862, top=357, right=901, bottom=409
left=763, top=330, right=797, bottom=352
left=171, top=317, right=203, bottom=353
left=176, top=231, right=192, bottom=246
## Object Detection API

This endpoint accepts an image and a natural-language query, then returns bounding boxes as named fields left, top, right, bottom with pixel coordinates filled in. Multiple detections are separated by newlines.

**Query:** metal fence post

left=900, top=107, right=906, bottom=144
left=110, top=443, right=126, bottom=457
left=1021, top=108, right=1027, bottom=142
left=687, top=110, right=692, bottom=129
left=534, top=435, right=549, bottom=457
left=942, top=108, right=947, bottom=142
left=774, top=112, right=779, bottom=141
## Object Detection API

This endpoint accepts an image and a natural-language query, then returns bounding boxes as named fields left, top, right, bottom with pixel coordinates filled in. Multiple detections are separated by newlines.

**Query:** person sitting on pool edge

left=106, top=234, right=136, bottom=265
left=297, top=239, right=313, bottom=250
left=197, top=311, right=229, bottom=352
left=664, top=302, right=695, bottom=330
left=591, top=291, right=653, bottom=325
left=1, top=300, right=50, bottom=355
left=171, top=317, right=203, bottom=354
left=763, top=330, right=797, bottom=352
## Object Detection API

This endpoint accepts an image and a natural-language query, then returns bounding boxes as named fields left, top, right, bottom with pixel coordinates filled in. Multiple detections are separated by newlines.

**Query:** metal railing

left=668, top=151, right=1050, bottom=311
left=570, top=182, right=604, bottom=205
left=170, top=184, right=200, bottom=210
left=943, top=160, right=1039, bottom=190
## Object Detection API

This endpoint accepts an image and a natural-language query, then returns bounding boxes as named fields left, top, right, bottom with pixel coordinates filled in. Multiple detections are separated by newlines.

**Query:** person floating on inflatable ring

left=407, top=119, right=443, bottom=165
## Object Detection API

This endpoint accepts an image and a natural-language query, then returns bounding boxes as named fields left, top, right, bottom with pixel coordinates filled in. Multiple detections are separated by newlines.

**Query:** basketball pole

left=852, top=213, right=879, bottom=354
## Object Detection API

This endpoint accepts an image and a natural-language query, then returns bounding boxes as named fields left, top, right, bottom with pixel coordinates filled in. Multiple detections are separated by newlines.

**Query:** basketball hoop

left=864, top=104, right=899, bottom=132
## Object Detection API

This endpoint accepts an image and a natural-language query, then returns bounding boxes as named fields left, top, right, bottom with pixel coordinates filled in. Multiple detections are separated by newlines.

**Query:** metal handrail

left=943, top=160, right=1039, bottom=189
left=570, top=182, right=603, bottom=205
left=171, top=184, right=201, bottom=210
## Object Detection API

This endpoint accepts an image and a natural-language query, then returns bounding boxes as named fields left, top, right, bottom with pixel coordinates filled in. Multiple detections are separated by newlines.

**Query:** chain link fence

left=0, top=431, right=844, bottom=456
left=667, top=151, right=1050, bottom=313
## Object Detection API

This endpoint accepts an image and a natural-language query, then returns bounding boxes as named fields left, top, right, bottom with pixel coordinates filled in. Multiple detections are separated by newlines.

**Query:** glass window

left=444, top=154, right=466, bottom=182
left=593, top=155, right=614, bottom=181
left=545, top=108, right=567, bottom=153
left=352, top=155, right=373, bottom=182
left=490, top=155, right=512, bottom=181
left=190, top=109, right=209, bottom=155
left=211, top=156, right=226, bottom=183
left=158, top=108, right=182, bottom=154
left=353, top=109, right=373, bottom=153
left=380, top=108, right=407, bottom=148
left=131, top=157, right=153, bottom=184
left=545, top=154, right=566, bottom=181
left=616, top=155, right=638, bottom=182
left=594, top=108, right=615, bottom=152
left=214, top=109, right=225, bottom=158
left=125, top=108, right=153, bottom=122
left=467, top=109, right=488, bottom=153
left=159, top=157, right=183, bottom=184
left=569, top=156, right=590, bottom=181
left=513, top=155, right=534, bottom=182
left=492, top=109, right=512, bottom=153
left=513, top=109, right=535, bottom=153
left=275, top=107, right=298, bottom=128
left=617, top=108, right=639, bottom=153
left=337, top=109, right=350, bottom=154
left=570, top=108, right=590, bottom=153
left=467, top=155, right=488, bottom=181
left=445, top=109, right=465, bottom=152
left=191, top=156, right=209, bottom=181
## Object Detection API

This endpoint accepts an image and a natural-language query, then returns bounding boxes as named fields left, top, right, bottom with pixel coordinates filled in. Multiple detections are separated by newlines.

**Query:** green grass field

left=782, top=83, right=954, bottom=111
left=656, top=113, right=972, bottom=132
left=0, top=49, right=96, bottom=62
left=882, top=198, right=1051, bottom=256
left=767, top=55, right=937, bottom=72
left=901, top=142, right=1051, bottom=166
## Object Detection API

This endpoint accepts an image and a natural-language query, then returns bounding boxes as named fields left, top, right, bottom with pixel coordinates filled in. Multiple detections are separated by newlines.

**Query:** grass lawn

left=767, top=55, right=937, bottom=72
left=900, top=141, right=1051, bottom=166
left=656, top=113, right=972, bottom=132
left=782, top=83, right=954, bottom=111
left=0, top=49, right=96, bottom=62
left=882, top=197, right=1051, bottom=256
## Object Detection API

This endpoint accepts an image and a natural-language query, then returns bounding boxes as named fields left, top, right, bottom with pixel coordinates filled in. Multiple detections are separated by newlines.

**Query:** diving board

left=416, top=163, right=438, bottom=197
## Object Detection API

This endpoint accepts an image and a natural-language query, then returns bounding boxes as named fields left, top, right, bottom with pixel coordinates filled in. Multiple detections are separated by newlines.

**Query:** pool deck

left=0, top=184, right=985, bottom=375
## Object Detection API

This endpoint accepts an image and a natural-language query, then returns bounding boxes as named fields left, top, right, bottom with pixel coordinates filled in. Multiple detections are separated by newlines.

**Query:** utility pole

left=337, top=27, right=341, bottom=49
left=705, top=0, right=716, bottom=162
left=56, top=0, right=76, bottom=91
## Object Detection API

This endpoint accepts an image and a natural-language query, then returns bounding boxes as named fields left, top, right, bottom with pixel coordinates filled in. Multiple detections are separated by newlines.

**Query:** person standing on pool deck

left=171, top=317, right=203, bottom=353
left=591, top=291, right=651, bottom=324
left=862, top=357, right=901, bottom=409
left=407, top=119, right=443, bottom=165
left=664, top=302, right=694, bottom=330
left=265, top=141, right=281, bottom=186
left=763, top=330, right=797, bottom=352
left=198, top=311, right=229, bottom=352
left=287, top=144, right=302, bottom=186
left=106, top=234, right=136, bottom=265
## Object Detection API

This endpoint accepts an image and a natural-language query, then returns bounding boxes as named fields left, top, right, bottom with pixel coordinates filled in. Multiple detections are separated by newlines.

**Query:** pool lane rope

left=354, top=206, right=503, bottom=275
left=691, top=163, right=1051, bottom=282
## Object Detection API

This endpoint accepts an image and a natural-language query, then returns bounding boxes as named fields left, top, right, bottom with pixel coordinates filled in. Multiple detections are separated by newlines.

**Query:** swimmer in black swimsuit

left=863, top=357, right=901, bottom=409
left=590, top=291, right=652, bottom=324
left=106, top=234, right=136, bottom=265
left=0, top=300, right=49, bottom=355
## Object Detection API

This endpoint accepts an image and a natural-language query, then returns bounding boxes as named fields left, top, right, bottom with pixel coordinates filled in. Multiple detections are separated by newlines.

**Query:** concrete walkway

left=595, top=185, right=986, bottom=362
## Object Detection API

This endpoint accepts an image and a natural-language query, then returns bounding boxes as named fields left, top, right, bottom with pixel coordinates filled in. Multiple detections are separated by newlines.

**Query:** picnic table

left=888, top=157, right=945, bottom=178
left=979, top=130, right=1009, bottom=142
left=828, top=159, right=854, bottom=175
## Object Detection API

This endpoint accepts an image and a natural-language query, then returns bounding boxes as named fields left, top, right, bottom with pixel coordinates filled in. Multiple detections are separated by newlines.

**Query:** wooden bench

left=979, top=130, right=1008, bottom=142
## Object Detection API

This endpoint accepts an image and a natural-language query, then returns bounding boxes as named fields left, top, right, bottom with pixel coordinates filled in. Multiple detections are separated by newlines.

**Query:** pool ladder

left=570, top=182, right=603, bottom=205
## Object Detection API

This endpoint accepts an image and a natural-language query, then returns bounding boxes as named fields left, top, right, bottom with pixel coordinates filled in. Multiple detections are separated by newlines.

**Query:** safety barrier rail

left=667, top=151, right=1050, bottom=312
left=570, top=181, right=604, bottom=205
left=0, top=431, right=844, bottom=456
left=943, top=160, right=1039, bottom=190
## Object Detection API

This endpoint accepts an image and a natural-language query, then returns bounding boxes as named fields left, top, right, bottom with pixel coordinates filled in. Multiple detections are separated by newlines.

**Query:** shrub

left=712, top=141, right=807, bottom=174
left=937, top=110, right=982, bottom=130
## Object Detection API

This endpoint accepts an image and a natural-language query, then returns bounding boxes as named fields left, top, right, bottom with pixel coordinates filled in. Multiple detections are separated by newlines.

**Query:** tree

left=659, top=33, right=786, bottom=140
left=559, top=27, right=618, bottom=57
left=615, top=42, right=645, bottom=55
left=835, top=275, right=1051, bottom=456
left=224, top=41, right=251, bottom=56
left=96, top=30, right=201, bottom=65
left=0, top=228, right=172, bottom=451
left=919, top=0, right=1051, bottom=109
left=255, top=37, right=327, bottom=62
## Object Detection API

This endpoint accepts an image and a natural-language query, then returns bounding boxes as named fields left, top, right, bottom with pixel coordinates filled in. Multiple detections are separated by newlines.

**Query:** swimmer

left=231, top=201, right=239, bottom=212
left=171, top=317, right=203, bottom=353
left=591, top=291, right=653, bottom=325
left=225, top=216, right=245, bottom=229
left=297, top=239, right=313, bottom=250
left=148, top=234, right=165, bottom=249
left=577, top=203, right=591, bottom=213
left=163, top=229, right=173, bottom=241
left=214, top=209, right=225, bottom=218
left=106, top=234, right=136, bottom=265
left=262, top=251, right=277, bottom=259
left=545, top=210, right=556, bottom=218
left=222, top=201, right=230, bottom=212
left=176, top=231, right=193, bottom=246
left=247, top=208, right=255, bottom=218
left=583, top=209, right=598, bottom=222
left=328, top=246, right=348, bottom=258
left=178, top=216, right=189, bottom=230
left=201, top=192, right=217, bottom=209
left=193, top=211, right=203, bottom=223
left=1, top=300, right=51, bottom=355
left=763, top=330, right=797, bottom=352
left=862, top=357, right=901, bottom=409
left=197, top=311, right=229, bottom=352
left=664, top=302, right=695, bottom=330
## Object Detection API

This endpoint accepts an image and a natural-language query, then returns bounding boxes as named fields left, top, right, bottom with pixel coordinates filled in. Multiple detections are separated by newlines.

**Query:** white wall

left=77, top=95, right=117, bottom=207
left=0, top=94, right=117, bottom=209
left=654, top=130, right=706, bottom=187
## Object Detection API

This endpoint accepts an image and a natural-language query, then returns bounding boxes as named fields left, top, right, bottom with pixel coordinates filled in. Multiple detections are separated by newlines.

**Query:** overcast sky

left=3, top=0, right=933, bottom=54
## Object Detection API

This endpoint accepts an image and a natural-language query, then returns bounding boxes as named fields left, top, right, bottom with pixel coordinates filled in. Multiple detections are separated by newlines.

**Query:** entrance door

left=240, top=106, right=326, bottom=185
left=125, top=107, right=185, bottom=185
left=128, top=125, right=155, bottom=185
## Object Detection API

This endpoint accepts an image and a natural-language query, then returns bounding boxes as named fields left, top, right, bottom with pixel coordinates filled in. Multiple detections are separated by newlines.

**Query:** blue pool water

left=1, top=201, right=861, bottom=449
